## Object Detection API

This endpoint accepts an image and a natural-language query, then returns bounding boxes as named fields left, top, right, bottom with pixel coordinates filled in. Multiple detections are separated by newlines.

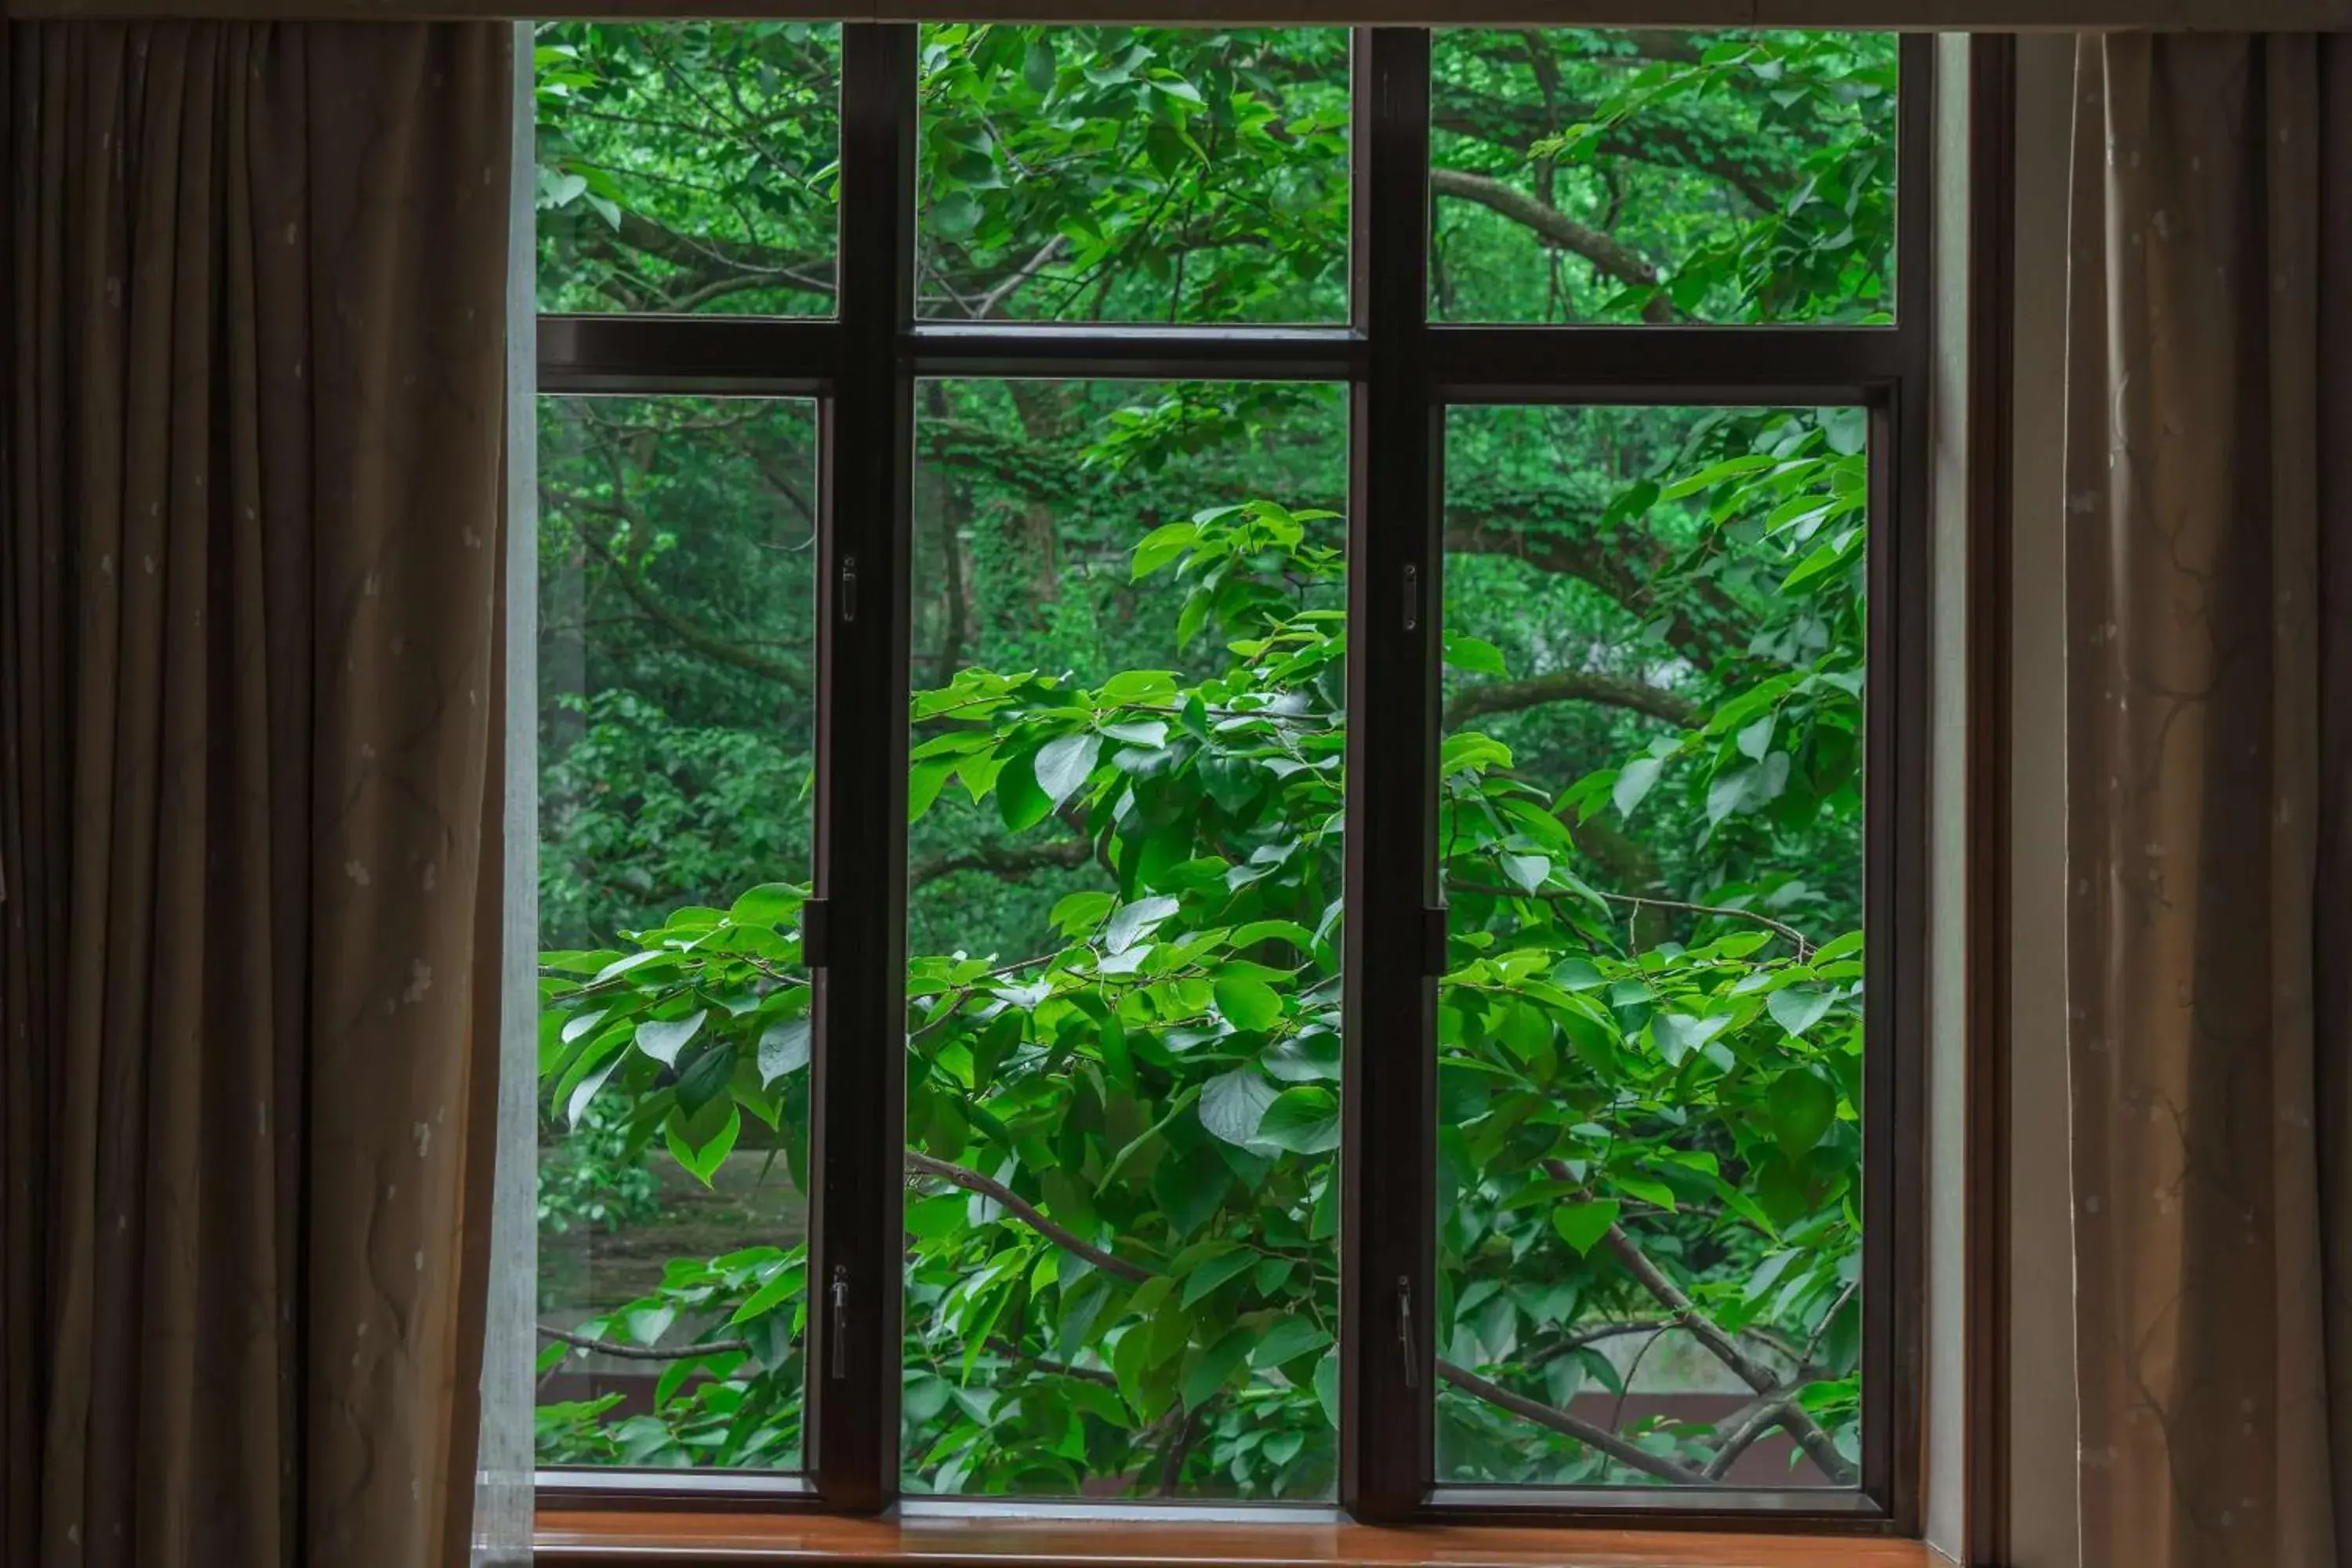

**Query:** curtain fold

left=2064, top=32, right=2352, bottom=1568
left=0, top=21, right=512, bottom=1567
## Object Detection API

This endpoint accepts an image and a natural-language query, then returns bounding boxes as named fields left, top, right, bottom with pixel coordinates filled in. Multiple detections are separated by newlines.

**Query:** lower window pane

left=1436, top=405, right=1866, bottom=1487
left=535, top=396, right=818, bottom=1470
left=903, top=379, right=1346, bottom=1498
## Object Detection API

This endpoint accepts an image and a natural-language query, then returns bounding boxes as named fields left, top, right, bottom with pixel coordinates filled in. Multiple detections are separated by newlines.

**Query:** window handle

left=1396, top=1275, right=1418, bottom=1389
left=840, top=554, right=859, bottom=624
left=829, top=1264, right=851, bottom=1381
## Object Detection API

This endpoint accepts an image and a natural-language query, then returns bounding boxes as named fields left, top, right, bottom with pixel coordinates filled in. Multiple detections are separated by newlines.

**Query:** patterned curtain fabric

left=2064, top=33, right=2352, bottom=1568
left=0, top=23, right=512, bottom=1568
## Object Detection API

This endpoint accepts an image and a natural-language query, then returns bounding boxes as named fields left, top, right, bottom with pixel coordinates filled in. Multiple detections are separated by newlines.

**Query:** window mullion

left=810, top=19, right=917, bottom=1514
left=1341, top=24, right=1437, bottom=1524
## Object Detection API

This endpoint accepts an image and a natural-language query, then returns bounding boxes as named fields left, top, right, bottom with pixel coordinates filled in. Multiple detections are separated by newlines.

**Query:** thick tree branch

left=1436, top=1360, right=1704, bottom=1486
left=1429, top=168, right=1673, bottom=323
left=1600, top=1225, right=1857, bottom=1485
left=909, top=838, right=1092, bottom=890
left=1702, top=1392, right=1804, bottom=1481
left=1446, top=669, right=1700, bottom=730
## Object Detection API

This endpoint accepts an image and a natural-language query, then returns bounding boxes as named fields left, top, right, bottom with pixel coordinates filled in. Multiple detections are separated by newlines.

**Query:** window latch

left=839, top=554, right=859, bottom=623
left=1401, top=562, right=1420, bottom=633
left=1396, top=1274, right=1418, bottom=1389
left=829, top=1263, right=851, bottom=1381
left=800, top=898, right=832, bottom=968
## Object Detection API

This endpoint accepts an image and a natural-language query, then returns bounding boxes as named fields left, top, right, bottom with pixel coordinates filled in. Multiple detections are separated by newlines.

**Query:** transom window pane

left=1429, top=31, right=1897, bottom=325
left=915, top=27, right=1351, bottom=324
left=535, top=22, right=842, bottom=316
left=1436, top=405, right=1867, bottom=1486
left=902, top=379, right=1347, bottom=1497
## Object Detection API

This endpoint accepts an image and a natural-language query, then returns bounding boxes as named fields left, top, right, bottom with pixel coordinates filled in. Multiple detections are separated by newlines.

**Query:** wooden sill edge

left=535, top=1512, right=1937, bottom=1567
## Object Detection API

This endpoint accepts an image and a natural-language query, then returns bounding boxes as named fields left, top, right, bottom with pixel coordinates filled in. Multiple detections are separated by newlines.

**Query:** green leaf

left=1182, top=1326, right=1252, bottom=1410
left=931, top=191, right=982, bottom=238
left=1213, top=974, right=1283, bottom=1033
left=1022, top=35, right=1057, bottom=93
left=1034, top=731, right=1102, bottom=809
left=996, top=746, right=1054, bottom=831
left=1261, top=1030, right=1342, bottom=1083
left=1312, top=1349, right=1340, bottom=1428
left=1251, top=1316, right=1332, bottom=1370
left=1820, top=405, right=1869, bottom=456
left=1552, top=1200, right=1620, bottom=1255
left=1255, top=1086, right=1339, bottom=1154
left=1768, top=986, right=1837, bottom=1038
left=674, top=1044, right=738, bottom=1117
left=1443, top=633, right=1510, bottom=677
left=1769, top=1068, right=1838, bottom=1157
left=1105, top=895, right=1179, bottom=955
left=1199, top=1068, right=1278, bottom=1146
left=757, top=1018, right=811, bottom=1086
left=635, top=1011, right=707, bottom=1068
left=728, top=883, right=804, bottom=929
left=1500, top=852, right=1550, bottom=894
left=1130, top=521, right=1196, bottom=579
left=1613, top=757, right=1664, bottom=819
left=1179, top=1248, right=1258, bottom=1308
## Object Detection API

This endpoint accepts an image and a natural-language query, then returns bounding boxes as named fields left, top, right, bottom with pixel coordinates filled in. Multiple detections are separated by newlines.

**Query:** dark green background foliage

left=531, top=21, right=1889, bottom=1497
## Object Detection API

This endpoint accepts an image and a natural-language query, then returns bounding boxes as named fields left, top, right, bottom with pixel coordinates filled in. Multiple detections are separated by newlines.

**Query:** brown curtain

left=0, top=21, right=512, bottom=1568
left=2064, top=33, right=2352, bottom=1568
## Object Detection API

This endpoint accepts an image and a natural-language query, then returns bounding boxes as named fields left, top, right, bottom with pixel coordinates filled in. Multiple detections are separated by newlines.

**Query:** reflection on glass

left=916, top=27, right=1349, bottom=324
left=902, top=380, right=1346, bottom=1497
left=1436, top=405, right=1866, bottom=1487
left=1429, top=31, right=1896, bottom=325
left=536, top=23, right=842, bottom=315
left=534, top=397, right=819, bottom=1469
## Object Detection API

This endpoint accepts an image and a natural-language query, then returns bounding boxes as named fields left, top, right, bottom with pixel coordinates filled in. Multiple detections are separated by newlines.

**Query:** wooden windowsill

left=535, top=1512, right=1936, bottom=1567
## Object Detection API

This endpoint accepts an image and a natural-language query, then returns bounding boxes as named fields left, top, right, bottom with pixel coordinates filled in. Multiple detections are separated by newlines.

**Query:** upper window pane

left=1429, top=31, right=1896, bottom=325
left=915, top=27, right=1350, bottom=324
left=535, top=23, right=841, bottom=315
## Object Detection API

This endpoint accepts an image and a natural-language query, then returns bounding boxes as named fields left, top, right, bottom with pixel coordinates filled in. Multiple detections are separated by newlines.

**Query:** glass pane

left=1429, top=31, right=1896, bottom=325
left=903, top=380, right=1347, bottom=1497
left=535, top=397, right=819, bottom=1470
left=535, top=23, right=841, bottom=315
left=1436, top=405, right=1867, bottom=1487
left=915, top=27, right=1349, bottom=323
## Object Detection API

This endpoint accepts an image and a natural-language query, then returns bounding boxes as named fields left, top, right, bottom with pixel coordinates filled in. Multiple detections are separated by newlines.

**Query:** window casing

left=533, top=24, right=1933, bottom=1533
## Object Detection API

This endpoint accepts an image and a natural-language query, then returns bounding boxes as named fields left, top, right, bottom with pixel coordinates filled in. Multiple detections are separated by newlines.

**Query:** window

left=532, top=23, right=1929, bottom=1529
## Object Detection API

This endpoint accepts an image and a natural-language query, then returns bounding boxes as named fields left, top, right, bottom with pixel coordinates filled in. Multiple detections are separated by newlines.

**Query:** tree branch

left=1429, top=168, right=1673, bottom=323
left=1446, top=669, right=1700, bottom=730
left=909, top=838, right=1093, bottom=890
left=577, top=532, right=809, bottom=693
left=538, top=1323, right=752, bottom=1361
left=1601, top=1225, right=1857, bottom=1485
left=1436, top=1359, right=1705, bottom=1486
left=1702, top=1392, right=1804, bottom=1481
left=904, top=1149, right=1152, bottom=1283
left=909, top=1148, right=1726, bottom=1483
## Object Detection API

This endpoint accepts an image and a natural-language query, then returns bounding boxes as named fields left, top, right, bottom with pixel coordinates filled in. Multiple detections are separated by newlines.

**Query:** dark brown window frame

left=533, top=24, right=1939, bottom=1538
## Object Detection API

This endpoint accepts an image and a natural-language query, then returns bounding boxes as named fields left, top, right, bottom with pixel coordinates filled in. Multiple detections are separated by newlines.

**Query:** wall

left=2005, top=29, right=2080, bottom=1568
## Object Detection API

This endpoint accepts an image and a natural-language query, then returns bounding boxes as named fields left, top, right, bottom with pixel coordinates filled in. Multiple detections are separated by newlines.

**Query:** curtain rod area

left=5, top=2, right=2349, bottom=27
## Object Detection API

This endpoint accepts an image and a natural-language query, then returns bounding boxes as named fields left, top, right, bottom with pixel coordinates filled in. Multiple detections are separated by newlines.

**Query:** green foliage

left=531, top=20, right=1891, bottom=1497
